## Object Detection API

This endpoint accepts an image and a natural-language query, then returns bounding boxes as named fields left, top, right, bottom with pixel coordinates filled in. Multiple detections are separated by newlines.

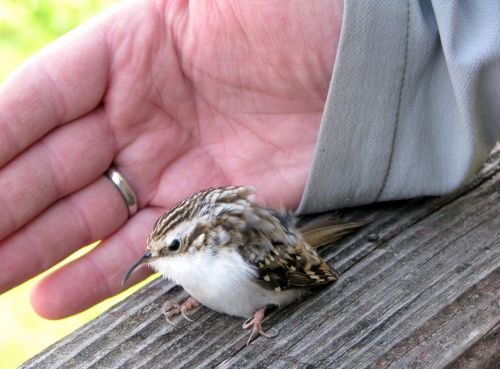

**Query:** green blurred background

left=0, top=1, right=155, bottom=368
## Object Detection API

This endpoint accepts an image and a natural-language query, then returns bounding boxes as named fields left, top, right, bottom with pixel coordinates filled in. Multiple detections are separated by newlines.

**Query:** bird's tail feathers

left=299, top=217, right=367, bottom=249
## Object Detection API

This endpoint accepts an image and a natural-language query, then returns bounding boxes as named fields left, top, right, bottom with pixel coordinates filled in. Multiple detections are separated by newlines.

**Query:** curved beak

left=122, top=251, right=152, bottom=286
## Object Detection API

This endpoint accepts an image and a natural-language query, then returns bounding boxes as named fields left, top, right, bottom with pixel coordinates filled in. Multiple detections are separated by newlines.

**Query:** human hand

left=0, top=0, right=343, bottom=318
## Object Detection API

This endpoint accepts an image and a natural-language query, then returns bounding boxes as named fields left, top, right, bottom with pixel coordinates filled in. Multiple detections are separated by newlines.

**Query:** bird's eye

left=169, top=239, right=181, bottom=252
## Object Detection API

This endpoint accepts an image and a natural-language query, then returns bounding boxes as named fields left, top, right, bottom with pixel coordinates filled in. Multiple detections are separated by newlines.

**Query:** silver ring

left=105, top=166, right=138, bottom=217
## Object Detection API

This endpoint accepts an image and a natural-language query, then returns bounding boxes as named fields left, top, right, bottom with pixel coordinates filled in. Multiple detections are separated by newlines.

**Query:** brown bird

left=123, top=186, right=363, bottom=344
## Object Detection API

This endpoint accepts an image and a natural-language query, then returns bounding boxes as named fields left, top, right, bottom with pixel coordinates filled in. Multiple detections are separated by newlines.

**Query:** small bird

left=123, top=186, right=363, bottom=344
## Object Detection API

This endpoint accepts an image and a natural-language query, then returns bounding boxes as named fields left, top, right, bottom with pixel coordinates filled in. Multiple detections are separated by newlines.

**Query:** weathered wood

left=21, top=147, right=500, bottom=369
left=446, top=323, right=500, bottom=369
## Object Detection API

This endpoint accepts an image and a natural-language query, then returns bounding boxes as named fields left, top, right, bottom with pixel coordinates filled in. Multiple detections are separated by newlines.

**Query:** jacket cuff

left=298, top=1, right=410, bottom=213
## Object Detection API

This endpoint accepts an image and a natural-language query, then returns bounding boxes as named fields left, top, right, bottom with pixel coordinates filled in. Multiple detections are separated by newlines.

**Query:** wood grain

left=21, top=147, right=500, bottom=369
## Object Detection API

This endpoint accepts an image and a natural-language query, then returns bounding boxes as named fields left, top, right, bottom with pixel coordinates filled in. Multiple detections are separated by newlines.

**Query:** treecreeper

left=123, top=186, right=364, bottom=344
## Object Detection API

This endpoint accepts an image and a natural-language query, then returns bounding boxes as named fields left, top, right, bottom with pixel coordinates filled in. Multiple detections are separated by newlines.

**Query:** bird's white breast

left=149, top=248, right=302, bottom=318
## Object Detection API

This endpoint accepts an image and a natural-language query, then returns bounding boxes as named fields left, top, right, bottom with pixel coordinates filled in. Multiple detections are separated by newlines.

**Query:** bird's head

left=121, top=185, right=255, bottom=285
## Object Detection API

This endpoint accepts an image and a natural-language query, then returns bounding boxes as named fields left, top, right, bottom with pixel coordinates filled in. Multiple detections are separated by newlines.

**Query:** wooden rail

left=21, top=146, right=500, bottom=369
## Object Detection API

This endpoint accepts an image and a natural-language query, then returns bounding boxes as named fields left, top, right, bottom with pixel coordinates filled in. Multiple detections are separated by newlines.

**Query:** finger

left=0, top=107, right=115, bottom=240
left=0, top=12, right=110, bottom=167
left=0, top=176, right=128, bottom=294
left=30, top=207, right=164, bottom=319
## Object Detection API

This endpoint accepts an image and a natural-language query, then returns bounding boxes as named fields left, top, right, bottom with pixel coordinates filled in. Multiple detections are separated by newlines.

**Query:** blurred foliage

left=0, top=1, right=158, bottom=369
left=0, top=0, right=118, bottom=80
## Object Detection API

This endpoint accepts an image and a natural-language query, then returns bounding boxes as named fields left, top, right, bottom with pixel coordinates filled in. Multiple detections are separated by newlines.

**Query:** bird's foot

left=162, top=296, right=200, bottom=326
left=242, top=307, right=278, bottom=345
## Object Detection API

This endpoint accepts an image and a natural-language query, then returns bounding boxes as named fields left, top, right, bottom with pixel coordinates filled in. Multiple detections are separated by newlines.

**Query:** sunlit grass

left=0, top=1, right=161, bottom=368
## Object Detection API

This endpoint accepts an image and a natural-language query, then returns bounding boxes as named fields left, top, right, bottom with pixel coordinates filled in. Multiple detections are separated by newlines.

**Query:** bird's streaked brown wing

left=238, top=239, right=339, bottom=292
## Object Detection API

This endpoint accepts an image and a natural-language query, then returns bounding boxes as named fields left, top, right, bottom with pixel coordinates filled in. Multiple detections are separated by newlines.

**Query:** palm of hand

left=0, top=0, right=341, bottom=318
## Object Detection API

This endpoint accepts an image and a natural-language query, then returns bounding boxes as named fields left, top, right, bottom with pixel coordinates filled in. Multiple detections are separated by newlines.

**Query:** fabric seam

left=375, top=0, right=411, bottom=201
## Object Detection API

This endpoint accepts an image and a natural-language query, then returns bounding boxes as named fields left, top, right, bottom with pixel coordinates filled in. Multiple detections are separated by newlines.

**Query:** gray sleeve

left=297, top=0, right=500, bottom=214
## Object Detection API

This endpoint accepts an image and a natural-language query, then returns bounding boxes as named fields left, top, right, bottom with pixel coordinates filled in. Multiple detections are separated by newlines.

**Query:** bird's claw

left=181, top=306, right=194, bottom=322
left=162, top=301, right=181, bottom=326
left=162, top=297, right=200, bottom=326
left=242, top=307, right=278, bottom=345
